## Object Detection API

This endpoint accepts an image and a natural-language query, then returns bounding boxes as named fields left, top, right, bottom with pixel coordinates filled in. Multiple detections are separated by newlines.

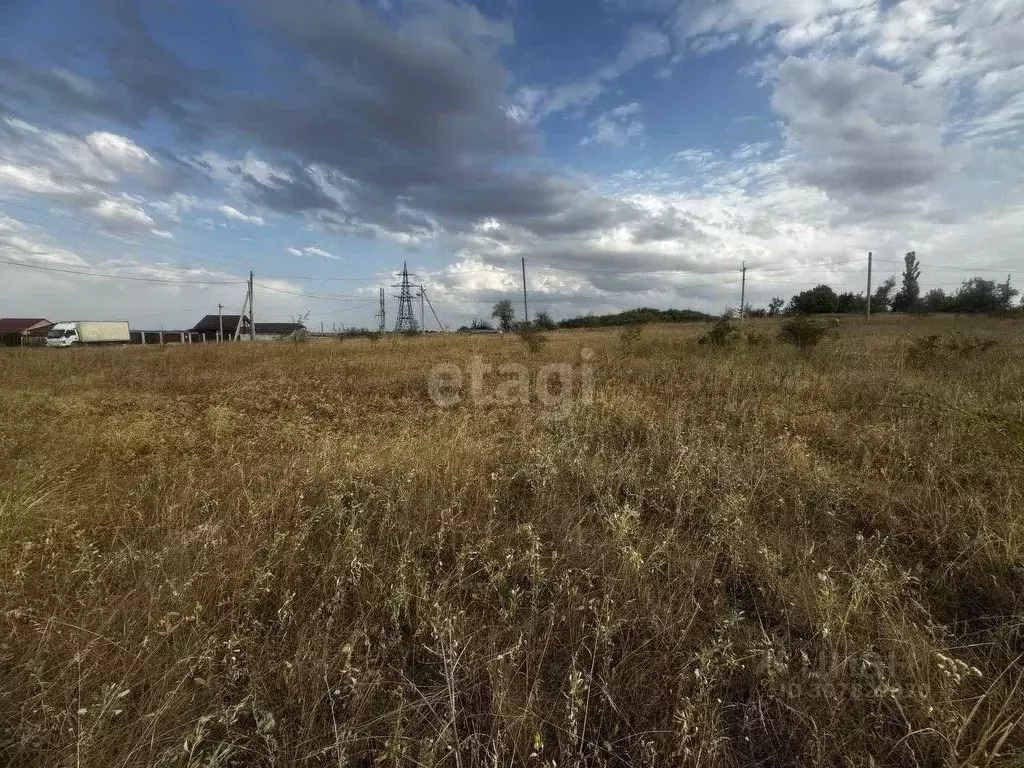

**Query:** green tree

left=768, top=297, right=785, bottom=317
left=872, top=277, right=896, bottom=312
left=788, top=284, right=839, bottom=314
left=491, top=299, right=516, bottom=332
left=835, top=292, right=867, bottom=314
left=949, top=277, right=1019, bottom=313
left=997, top=275, right=1019, bottom=309
left=779, top=315, right=830, bottom=352
left=533, top=310, right=557, bottom=331
left=922, top=288, right=951, bottom=313
left=892, top=252, right=921, bottom=312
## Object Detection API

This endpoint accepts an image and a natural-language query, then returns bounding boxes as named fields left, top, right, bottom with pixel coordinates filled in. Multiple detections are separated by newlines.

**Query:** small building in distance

left=0, top=318, right=52, bottom=346
left=191, top=315, right=305, bottom=341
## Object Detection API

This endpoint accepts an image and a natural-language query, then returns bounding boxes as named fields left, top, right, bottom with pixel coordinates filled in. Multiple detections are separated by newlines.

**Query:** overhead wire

left=0, top=255, right=241, bottom=285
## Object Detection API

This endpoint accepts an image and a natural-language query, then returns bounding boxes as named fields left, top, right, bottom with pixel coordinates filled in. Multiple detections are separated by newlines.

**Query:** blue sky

left=0, top=0, right=1022, bottom=329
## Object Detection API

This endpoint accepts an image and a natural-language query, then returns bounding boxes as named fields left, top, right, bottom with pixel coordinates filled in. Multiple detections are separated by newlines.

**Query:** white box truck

left=46, top=321, right=131, bottom=348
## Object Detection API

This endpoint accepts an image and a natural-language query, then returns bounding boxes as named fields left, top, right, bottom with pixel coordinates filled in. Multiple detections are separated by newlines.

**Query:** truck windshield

left=47, top=329, right=75, bottom=338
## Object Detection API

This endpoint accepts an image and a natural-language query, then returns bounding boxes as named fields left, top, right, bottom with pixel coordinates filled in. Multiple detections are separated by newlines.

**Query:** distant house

left=190, top=315, right=305, bottom=341
left=0, top=318, right=52, bottom=346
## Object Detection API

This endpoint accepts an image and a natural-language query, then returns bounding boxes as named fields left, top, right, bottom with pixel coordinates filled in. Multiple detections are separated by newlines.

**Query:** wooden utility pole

left=740, top=261, right=747, bottom=324
left=218, top=303, right=224, bottom=342
left=521, top=257, right=529, bottom=324
left=419, top=287, right=425, bottom=333
left=865, top=252, right=873, bottom=320
left=248, top=271, right=255, bottom=342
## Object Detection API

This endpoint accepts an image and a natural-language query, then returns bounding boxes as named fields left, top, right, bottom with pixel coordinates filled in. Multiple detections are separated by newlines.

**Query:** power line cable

left=873, top=259, right=1016, bottom=274
left=253, top=283, right=378, bottom=302
left=0, top=255, right=241, bottom=285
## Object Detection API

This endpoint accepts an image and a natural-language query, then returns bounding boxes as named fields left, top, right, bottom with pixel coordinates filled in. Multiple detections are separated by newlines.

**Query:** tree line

left=460, top=302, right=714, bottom=332
left=761, top=252, right=1020, bottom=316
left=461, top=253, right=1020, bottom=333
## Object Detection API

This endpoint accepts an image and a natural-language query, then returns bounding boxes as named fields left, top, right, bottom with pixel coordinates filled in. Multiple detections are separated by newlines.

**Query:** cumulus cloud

left=85, top=131, right=158, bottom=176
left=0, top=0, right=1021, bottom=324
left=772, top=57, right=949, bottom=200
left=0, top=1, right=682, bottom=259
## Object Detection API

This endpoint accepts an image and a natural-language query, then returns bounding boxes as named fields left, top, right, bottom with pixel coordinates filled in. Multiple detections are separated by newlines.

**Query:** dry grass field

left=1, top=315, right=1023, bottom=767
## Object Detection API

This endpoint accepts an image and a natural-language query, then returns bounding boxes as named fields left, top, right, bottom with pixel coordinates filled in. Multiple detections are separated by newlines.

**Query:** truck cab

left=45, top=322, right=79, bottom=347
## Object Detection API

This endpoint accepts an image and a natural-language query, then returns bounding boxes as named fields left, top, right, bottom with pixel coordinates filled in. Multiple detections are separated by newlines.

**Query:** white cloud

left=772, top=56, right=949, bottom=200
left=151, top=229, right=174, bottom=240
left=0, top=162, right=93, bottom=198
left=151, top=193, right=200, bottom=223
left=303, top=246, right=335, bottom=259
left=287, top=245, right=342, bottom=261
left=0, top=215, right=88, bottom=267
left=217, top=204, right=266, bottom=226
left=515, top=24, right=671, bottom=122
left=85, top=131, right=158, bottom=176
left=90, top=197, right=156, bottom=230
left=602, top=25, right=672, bottom=77
left=582, top=103, right=645, bottom=147
left=2, top=119, right=162, bottom=186
left=195, top=151, right=293, bottom=191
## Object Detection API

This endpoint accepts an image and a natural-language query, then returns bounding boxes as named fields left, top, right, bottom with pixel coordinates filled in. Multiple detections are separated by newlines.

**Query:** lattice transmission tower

left=374, top=287, right=386, bottom=333
left=393, top=261, right=418, bottom=332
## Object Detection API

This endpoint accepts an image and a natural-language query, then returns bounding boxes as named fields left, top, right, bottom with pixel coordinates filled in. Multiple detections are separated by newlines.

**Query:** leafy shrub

left=618, top=323, right=644, bottom=353
left=779, top=315, right=830, bottom=351
left=907, top=333, right=998, bottom=366
left=338, top=328, right=382, bottom=342
left=515, top=323, right=549, bottom=354
left=698, top=313, right=740, bottom=346
left=533, top=311, right=557, bottom=331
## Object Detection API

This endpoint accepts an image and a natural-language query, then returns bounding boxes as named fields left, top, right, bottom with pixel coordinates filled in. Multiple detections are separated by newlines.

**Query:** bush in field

left=779, top=315, right=830, bottom=351
left=338, top=328, right=381, bottom=342
left=618, top=323, right=645, bottom=354
left=907, top=333, right=998, bottom=366
left=533, top=311, right=557, bottom=331
left=698, top=313, right=740, bottom=346
left=514, top=322, right=549, bottom=354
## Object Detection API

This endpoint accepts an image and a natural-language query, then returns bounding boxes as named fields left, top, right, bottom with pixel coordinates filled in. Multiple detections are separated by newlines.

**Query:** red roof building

left=0, top=318, right=52, bottom=335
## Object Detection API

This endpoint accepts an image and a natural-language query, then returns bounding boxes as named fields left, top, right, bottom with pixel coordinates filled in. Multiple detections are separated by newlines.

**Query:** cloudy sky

left=0, top=0, right=1022, bottom=329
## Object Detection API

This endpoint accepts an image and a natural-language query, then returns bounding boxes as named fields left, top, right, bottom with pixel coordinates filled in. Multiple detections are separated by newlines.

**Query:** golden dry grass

left=1, top=315, right=1023, bottom=767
